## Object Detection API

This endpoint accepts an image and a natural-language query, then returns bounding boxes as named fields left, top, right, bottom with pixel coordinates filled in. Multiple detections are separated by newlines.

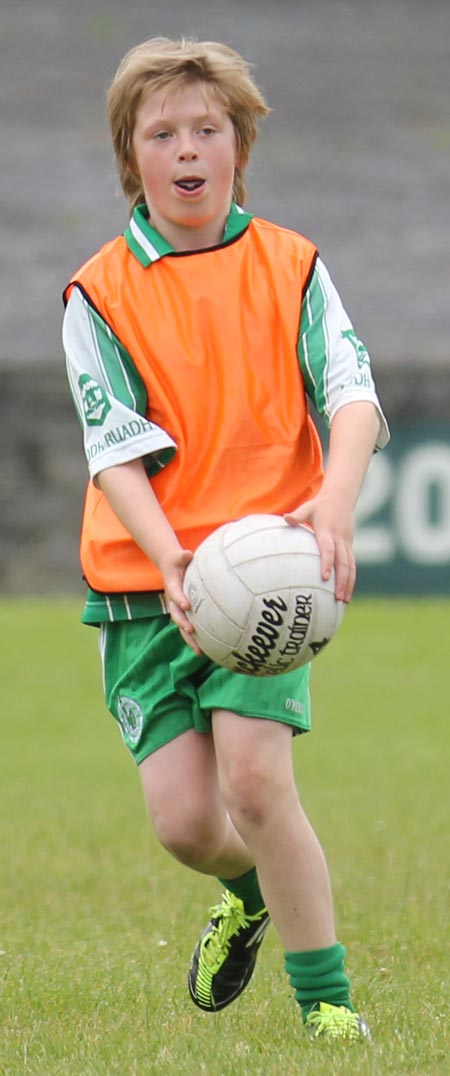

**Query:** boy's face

left=132, top=83, right=239, bottom=250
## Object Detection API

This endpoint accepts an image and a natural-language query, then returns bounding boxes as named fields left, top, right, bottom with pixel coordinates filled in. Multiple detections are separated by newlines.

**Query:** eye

left=201, top=125, right=216, bottom=136
left=153, top=130, right=172, bottom=141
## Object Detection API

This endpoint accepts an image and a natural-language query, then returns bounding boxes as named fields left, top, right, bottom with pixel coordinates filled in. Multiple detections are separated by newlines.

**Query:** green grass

left=1, top=598, right=449, bottom=1075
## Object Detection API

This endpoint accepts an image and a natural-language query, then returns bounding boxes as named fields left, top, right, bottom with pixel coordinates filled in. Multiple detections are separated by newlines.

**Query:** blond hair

left=107, top=37, right=270, bottom=213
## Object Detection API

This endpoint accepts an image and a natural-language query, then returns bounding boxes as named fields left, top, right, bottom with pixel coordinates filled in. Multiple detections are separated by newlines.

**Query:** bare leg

left=139, top=728, right=255, bottom=878
left=212, top=710, right=336, bottom=952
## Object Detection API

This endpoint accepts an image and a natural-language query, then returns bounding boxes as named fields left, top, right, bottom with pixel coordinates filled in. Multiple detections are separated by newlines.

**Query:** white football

left=183, top=514, right=344, bottom=676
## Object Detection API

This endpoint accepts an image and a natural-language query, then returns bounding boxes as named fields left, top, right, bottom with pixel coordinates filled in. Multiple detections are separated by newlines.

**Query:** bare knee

left=138, top=730, right=226, bottom=869
left=151, top=805, right=221, bottom=868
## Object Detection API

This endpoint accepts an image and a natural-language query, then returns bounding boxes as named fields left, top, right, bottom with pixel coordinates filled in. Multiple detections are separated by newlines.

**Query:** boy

left=63, top=37, right=389, bottom=1042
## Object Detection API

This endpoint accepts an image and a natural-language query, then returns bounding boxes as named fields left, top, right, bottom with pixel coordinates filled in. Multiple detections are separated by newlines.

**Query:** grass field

left=1, top=598, right=449, bottom=1076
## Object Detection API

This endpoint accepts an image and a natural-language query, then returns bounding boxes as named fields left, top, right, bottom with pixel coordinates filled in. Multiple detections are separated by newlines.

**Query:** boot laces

left=200, top=892, right=254, bottom=973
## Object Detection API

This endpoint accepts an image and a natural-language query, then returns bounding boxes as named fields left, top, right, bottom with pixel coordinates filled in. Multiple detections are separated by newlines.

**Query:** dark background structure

left=1, top=0, right=449, bottom=593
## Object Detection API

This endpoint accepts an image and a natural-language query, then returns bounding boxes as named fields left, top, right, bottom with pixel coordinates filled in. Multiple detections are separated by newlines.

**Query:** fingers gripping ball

left=183, top=515, right=345, bottom=676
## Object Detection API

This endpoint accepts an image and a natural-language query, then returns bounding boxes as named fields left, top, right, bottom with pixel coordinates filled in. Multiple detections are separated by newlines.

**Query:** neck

left=149, top=211, right=229, bottom=252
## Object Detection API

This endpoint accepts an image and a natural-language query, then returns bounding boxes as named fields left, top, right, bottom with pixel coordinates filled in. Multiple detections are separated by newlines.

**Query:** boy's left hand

left=284, top=492, right=356, bottom=603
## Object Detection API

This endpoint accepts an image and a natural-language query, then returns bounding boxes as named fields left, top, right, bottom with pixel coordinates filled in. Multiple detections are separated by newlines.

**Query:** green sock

left=217, top=867, right=265, bottom=916
left=285, top=943, right=353, bottom=1021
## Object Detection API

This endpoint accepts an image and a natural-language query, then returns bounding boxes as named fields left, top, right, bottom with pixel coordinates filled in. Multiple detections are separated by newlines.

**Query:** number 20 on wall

left=355, top=440, right=450, bottom=565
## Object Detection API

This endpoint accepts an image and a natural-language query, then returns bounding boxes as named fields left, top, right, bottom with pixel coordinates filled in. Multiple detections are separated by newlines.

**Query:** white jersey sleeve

left=298, top=258, right=389, bottom=448
left=63, top=286, right=176, bottom=479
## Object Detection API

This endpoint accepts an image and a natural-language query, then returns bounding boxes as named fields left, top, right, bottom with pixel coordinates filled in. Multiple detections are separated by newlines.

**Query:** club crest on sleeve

left=341, top=329, right=369, bottom=367
left=79, top=374, right=112, bottom=426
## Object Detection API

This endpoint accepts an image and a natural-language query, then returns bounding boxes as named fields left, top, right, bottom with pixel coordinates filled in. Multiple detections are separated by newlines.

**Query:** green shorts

left=99, top=615, right=311, bottom=765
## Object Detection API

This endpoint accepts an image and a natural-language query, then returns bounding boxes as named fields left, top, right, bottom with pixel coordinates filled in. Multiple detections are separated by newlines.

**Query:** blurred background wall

left=1, top=0, right=449, bottom=595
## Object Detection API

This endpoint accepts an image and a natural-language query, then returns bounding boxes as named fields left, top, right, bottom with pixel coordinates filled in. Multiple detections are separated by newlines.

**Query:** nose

left=177, top=132, right=198, bottom=161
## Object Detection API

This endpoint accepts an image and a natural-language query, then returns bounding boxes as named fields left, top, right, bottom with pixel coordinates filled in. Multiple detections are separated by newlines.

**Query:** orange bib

left=67, top=217, right=323, bottom=592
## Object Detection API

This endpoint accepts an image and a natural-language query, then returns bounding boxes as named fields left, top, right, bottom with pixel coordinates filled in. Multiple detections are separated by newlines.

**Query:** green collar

left=124, top=202, right=253, bottom=267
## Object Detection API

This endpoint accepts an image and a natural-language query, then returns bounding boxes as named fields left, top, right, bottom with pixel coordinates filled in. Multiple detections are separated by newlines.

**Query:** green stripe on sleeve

left=65, top=353, right=84, bottom=426
left=87, top=302, right=148, bottom=415
left=298, top=266, right=331, bottom=422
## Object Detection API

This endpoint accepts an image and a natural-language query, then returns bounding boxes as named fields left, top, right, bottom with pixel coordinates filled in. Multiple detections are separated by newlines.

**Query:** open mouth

left=175, top=178, right=205, bottom=192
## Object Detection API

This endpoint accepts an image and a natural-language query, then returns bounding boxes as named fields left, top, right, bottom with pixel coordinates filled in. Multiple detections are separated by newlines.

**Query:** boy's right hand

left=95, top=460, right=203, bottom=652
left=160, top=548, right=203, bottom=655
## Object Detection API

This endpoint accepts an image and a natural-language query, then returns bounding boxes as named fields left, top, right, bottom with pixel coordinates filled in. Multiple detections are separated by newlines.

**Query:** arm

left=97, top=459, right=202, bottom=652
left=298, top=257, right=389, bottom=451
left=285, top=401, right=381, bottom=602
left=63, top=289, right=198, bottom=646
left=292, top=257, right=389, bottom=601
left=63, top=287, right=176, bottom=479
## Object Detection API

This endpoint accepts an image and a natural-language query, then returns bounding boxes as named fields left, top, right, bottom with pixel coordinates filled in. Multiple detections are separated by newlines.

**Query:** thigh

left=212, top=709, right=296, bottom=790
left=139, top=726, right=225, bottom=832
left=139, top=727, right=218, bottom=817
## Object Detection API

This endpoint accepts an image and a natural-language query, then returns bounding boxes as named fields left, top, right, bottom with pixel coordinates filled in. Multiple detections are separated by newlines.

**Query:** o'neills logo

left=231, top=593, right=314, bottom=676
